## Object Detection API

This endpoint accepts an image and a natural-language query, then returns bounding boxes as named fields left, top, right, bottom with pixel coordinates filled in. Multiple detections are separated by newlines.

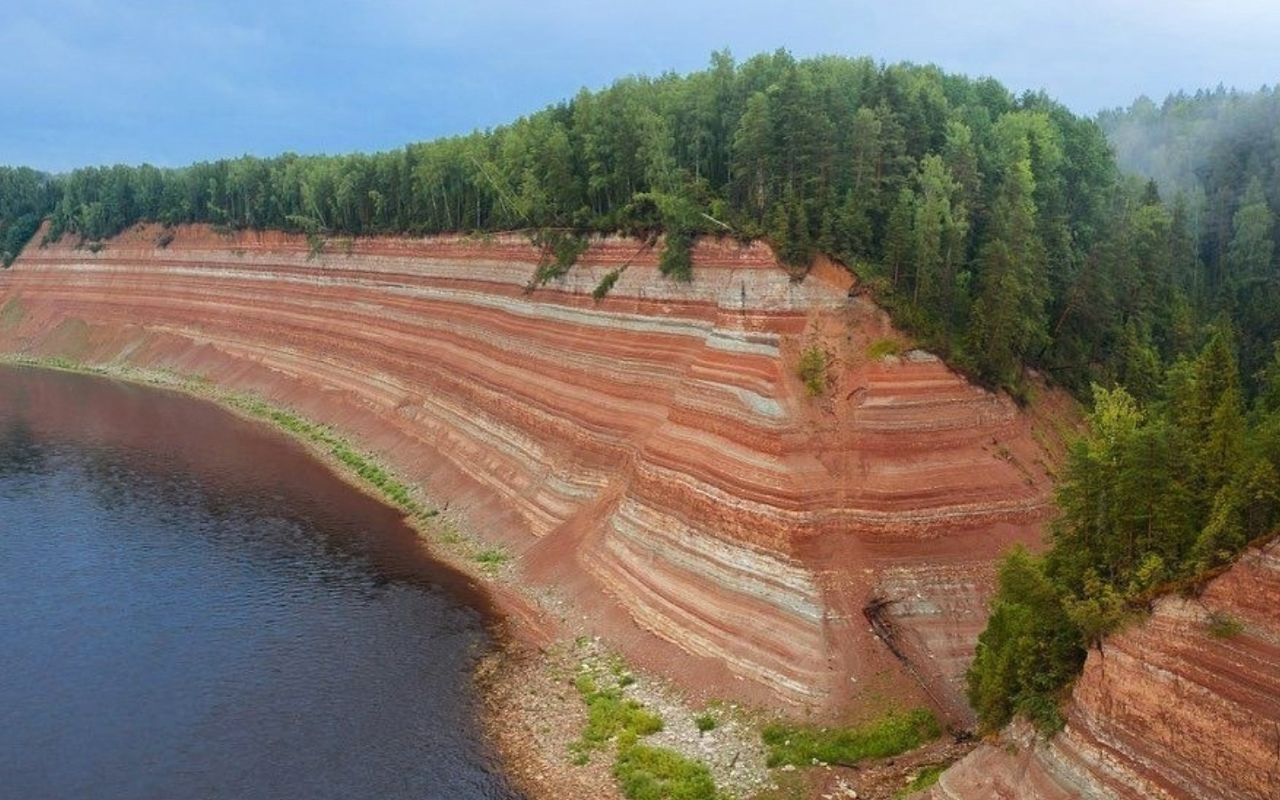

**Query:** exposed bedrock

left=0, top=225, right=1070, bottom=721
left=927, top=538, right=1280, bottom=799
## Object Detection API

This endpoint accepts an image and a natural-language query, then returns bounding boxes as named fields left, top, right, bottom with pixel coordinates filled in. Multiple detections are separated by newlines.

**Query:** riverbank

left=0, top=356, right=785, bottom=799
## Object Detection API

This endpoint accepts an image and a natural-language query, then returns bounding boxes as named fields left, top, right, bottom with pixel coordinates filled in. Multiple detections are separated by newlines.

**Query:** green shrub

left=306, top=232, right=326, bottom=259
left=574, top=676, right=663, bottom=749
left=867, top=338, right=902, bottom=359
left=1207, top=611, right=1244, bottom=638
left=532, top=229, right=589, bottom=284
left=761, top=708, right=940, bottom=767
left=593, top=269, right=621, bottom=300
left=614, top=741, right=717, bottom=800
left=798, top=346, right=827, bottom=397
left=966, top=547, right=1082, bottom=733
left=474, top=548, right=509, bottom=567
left=693, top=713, right=717, bottom=734
left=895, top=765, right=945, bottom=797
left=659, top=231, right=693, bottom=281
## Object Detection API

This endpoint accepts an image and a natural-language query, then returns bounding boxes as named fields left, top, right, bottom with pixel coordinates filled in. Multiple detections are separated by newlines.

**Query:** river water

left=0, top=365, right=520, bottom=800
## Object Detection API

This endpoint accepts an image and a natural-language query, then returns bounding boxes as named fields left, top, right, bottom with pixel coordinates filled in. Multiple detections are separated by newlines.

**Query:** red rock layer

left=927, top=538, right=1280, bottom=799
left=0, top=224, right=1066, bottom=720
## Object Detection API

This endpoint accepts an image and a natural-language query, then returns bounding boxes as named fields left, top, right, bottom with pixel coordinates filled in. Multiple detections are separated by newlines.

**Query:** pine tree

left=882, top=187, right=915, bottom=287
left=912, top=155, right=966, bottom=318
left=967, top=546, right=1081, bottom=732
left=968, top=157, right=1046, bottom=387
left=1226, top=177, right=1275, bottom=292
left=1116, top=319, right=1162, bottom=402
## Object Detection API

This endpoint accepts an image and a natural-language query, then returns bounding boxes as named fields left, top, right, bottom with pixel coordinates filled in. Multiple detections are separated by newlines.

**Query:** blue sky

left=4, top=0, right=1277, bottom=172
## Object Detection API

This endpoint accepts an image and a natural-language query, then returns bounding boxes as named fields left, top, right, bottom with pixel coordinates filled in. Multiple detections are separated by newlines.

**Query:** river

left=0, top=365, right=520, bottom=800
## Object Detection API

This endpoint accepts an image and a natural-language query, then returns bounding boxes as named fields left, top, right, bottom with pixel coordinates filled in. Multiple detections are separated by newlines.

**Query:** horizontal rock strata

left=0, top=225, right=1066, bottom=719
left=927, top=538, right=1280, bottom=799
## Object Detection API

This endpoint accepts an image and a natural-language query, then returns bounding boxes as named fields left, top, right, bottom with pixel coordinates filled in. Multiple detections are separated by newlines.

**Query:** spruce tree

left=968, top=157, right=1046, bottom=387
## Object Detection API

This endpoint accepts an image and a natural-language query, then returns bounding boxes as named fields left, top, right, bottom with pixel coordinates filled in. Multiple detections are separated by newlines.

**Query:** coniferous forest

left=2, top=52, right=1278, bottom=734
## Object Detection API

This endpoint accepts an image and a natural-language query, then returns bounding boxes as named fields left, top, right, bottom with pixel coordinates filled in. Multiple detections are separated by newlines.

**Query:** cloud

left=2, top=0, right=1276, bottom=171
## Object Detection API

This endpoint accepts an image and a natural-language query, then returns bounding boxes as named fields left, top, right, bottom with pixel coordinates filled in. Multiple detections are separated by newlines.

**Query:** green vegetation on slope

left=0, top=167, right=56, bottom=266
left=968, top=326, right=1280, bottom=732
left=571, top=672, right=719, bottom=800
left=761, top=708, right=940, bottom=768
left=797, top=345, right=828, bottom=397
left=227, top=397, right=429, bottom=517
left=897, top=765, right=945, bottom=797
left=970, top=87, right=1280, bottom=734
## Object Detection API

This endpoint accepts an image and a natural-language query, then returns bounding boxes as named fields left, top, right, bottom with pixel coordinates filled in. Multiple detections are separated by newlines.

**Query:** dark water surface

left=0, top=366, right=520, bottom=800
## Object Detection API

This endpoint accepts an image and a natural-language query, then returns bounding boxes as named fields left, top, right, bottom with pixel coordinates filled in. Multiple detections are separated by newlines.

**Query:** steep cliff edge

left=0, top=224, right=1070, bottom=722
left=926, top=537, right=1280, bottom=799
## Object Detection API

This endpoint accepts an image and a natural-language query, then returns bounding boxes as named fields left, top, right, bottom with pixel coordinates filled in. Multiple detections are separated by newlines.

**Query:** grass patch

left=762, top=708, right=940, bottom=768
left=867, top=338, right=902, bottom=359
left=574, top=674, right=663, bottom=751
left=614, top=738, right=718, bottom=800
left=9, top=354, right=81, bottom=372
left=1207, top=611, right=1244, bottom=638
left=797, top=345, right=827, bottom=397
left=694, top=713, right=717, bottom=734
left=473, top=547, right=509, bottom=568
left=570, top=667, right=719, bottom=799
left=895, top=764, right=945, bottom=797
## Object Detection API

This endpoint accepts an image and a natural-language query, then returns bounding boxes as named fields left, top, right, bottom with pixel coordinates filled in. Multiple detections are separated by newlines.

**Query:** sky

left=3, top=0, right=1277, bottom=172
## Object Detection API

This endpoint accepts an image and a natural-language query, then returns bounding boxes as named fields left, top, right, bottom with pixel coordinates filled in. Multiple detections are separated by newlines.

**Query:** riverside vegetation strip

left=0, top=356, right=508, bottom=572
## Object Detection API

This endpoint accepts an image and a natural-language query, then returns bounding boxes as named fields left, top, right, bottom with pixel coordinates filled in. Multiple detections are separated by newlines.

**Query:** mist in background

left=4, top=0, right=1278, bottom=172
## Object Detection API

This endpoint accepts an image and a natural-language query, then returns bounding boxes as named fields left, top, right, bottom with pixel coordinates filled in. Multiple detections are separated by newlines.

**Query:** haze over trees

left=1100, top=87, right=1280, bottom=388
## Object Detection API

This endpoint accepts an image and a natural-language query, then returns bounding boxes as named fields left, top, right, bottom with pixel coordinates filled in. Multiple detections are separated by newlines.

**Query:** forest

left=971, top=86, right=1280, bottom=732
left=2, top=53, right=1278, bottom=736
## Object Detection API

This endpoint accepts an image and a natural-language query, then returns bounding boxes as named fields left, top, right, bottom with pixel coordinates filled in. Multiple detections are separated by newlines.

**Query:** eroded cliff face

left=927, top=538, right=1280, bottom=800
left=0, top=225, right=1069, bottom=721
